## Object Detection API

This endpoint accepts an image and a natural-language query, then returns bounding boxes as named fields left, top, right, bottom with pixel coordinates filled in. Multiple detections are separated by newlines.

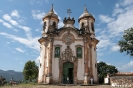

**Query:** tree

left=23, top=61, right=38, bottom=81
left=0, top=76, right=7, bottom=85
left=118, top=28, right=133, bottom=56
left=97, top=62, right=118, bottom=84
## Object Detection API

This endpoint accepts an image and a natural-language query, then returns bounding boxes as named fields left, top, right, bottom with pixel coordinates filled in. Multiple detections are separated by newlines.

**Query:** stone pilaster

left=47, top=36, right=53, bottom=84
left=89, top=44, right=93, bottom=78
left=83, top=37, right=89, bottom=84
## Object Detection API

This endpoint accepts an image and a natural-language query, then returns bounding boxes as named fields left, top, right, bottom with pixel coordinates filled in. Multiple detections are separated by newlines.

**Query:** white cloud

left=11, top=10, right=20, bottom=18
left=97, top=39, right=112, bottom=48
left=58, top=22, right=64, bottom=28
left=0, top=19, right=12, bottom=28
left=16, top=48, right=25, bottom=53
left=2, top=13, right=31, bottom=38
left=97, top=0, right=133, bottom=53
left=35, top=28, right=40, bottom=32
left=57, top=16, right=64, bottom=28
left=3, top=14, right=19, bottom=26
left=13, top=29, right=18, bottom=32
left=32, top=10, right=45, bottom=20
left=35, top=56, right=40, bottom=64
left=3, top=22, right=12, bottom=28
left=0, top=32, right=40, bottom=51
left=30, top=0, right=46, bottom=5
left=111, top=45, right=120, bottom=51
left=119, top=60, right=133, bottom=72
left=120, top=0, right=133, bottom=6
left=99, top=15, right=114, bottom=23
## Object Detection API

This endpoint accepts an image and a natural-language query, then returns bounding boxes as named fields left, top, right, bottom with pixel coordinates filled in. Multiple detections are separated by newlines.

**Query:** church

left=38, top=4, right=99, bottom=84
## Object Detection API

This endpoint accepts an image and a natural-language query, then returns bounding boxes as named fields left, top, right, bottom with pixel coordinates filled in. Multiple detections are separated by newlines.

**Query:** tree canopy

left=97, top=62, right=118, bottom=84
left=23, top=61, right=38, bottom=81
left=118, top=27, right=133, bottom=56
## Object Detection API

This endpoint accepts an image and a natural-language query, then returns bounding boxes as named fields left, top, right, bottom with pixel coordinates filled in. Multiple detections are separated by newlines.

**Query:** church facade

left=38, top=5, right=99, bottom=84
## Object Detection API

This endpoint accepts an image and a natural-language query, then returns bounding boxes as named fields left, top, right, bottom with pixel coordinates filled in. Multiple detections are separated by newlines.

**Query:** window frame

left=75, top=45, right=83, bottom=59
left=54, top=45, right=62, bottom=58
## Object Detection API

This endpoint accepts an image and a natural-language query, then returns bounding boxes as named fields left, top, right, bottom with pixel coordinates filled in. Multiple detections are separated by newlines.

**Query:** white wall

left=38, top=44, right=45, bottom=82
left=91, top=45, right=98, bottom=81
left=52, top=31, right=85, bottom=80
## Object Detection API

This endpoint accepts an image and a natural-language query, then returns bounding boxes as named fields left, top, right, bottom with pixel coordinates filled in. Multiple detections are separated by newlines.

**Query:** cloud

left=118, top=60, right=133, bottom=72
left=0, top=19, right=13, bottom=28
left=35, top=56, right=40, bottom=64
left=2, top=13, right=31, bottom=37
left=0, top=32, right=40, bottom=51
left=16, top=48, right=25, bottom=53
left=31, top=10, right=45, bottom=20
left=99, top=15, right=114, bottom=23
left=111, top=45, right=120, bottom=51
left=30, top=0, right=48, bottom=5
left=3, top=14, right=18, bottom=26
left=11, top=10, right=20, bottom=18
left=54, top=10, right=64, bottom=28
left=97, top=0, right=133, bottom=53
left=97, top=39, right=112, bottom=49
left=120, top=0, right=133, bottom=6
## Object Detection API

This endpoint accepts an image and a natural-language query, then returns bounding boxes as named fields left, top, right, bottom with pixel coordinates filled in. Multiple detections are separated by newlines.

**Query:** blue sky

left=0, top=0, right=133, bottom=72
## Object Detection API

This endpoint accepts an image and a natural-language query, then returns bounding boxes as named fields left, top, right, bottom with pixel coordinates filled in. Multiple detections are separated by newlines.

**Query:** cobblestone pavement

left=0, top=85, right=115, bottom=88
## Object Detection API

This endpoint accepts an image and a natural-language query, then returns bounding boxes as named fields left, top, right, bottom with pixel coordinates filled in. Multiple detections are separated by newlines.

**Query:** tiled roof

left=112, top=72, right=133, bottom=76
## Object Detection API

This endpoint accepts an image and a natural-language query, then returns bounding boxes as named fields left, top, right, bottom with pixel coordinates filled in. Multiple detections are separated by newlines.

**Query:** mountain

left=0, top=70, right=24, bottom=82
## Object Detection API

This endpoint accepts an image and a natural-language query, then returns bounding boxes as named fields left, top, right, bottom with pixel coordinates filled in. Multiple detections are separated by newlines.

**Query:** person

left=67, top=77, right=69, bottom=84
left=90, top=78, right=93, bottom=85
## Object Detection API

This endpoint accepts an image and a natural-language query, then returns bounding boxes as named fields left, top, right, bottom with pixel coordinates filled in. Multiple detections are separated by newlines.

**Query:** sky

left=0, top=0, right=133, bottom=72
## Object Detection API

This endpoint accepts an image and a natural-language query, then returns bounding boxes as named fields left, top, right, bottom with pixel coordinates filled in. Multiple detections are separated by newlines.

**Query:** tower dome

left=78, top=5, right=95, bottom=22
left=42, top=4, right=59, bottom=21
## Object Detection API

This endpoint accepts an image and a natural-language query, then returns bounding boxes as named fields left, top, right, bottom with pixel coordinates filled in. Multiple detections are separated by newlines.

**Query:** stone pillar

left=47, top=37, right=53, bottom=84
left=43, top=46, right=47, bottom=83
left=89, top=44, right=93, bottom=78
left=83, top=37, right=89, bottom=84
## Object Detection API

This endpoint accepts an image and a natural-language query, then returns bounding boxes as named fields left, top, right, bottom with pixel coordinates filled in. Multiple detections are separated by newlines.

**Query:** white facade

left=38, top=5, right=99, bottom=84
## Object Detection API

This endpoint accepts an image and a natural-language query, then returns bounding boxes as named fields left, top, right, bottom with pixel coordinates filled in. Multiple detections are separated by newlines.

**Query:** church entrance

left=63, top=62, right=74, bottom=84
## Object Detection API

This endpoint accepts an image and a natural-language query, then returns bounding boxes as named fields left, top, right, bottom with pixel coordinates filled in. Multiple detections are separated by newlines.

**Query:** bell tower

left=78, top=5, right=95, bottom=38
left=42, top=4, right=59, bottom=37
left=38, top=4, right=59, bottom=84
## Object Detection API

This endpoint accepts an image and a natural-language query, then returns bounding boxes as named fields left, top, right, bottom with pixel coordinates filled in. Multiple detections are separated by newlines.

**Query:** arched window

left=81, top=22, right=84, bottom=28
left=43, top=22, right=46, bottom=31
left=53, top=21, right=56, bottom=28
left=55, top=47, right=60, bottom=57
left=76, top=47, right=82, bottom=58
left=91, top=22, right=94, bottom=32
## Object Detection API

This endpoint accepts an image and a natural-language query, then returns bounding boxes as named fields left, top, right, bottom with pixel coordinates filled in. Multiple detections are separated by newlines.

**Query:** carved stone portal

left=59, top=46, right=78, bottom=84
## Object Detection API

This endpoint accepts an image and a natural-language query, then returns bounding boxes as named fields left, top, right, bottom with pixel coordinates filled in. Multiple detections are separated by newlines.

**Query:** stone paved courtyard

left=0, top=85, right=115, bottom=88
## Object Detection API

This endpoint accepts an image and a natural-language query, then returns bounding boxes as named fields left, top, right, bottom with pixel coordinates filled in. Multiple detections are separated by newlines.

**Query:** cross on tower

left=67, top=8, right=72, bottom=17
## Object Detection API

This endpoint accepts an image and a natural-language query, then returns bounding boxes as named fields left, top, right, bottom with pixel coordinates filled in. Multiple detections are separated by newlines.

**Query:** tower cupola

left=43, top=4, right=59, bottom=21
left=78, top=5, right=95, bottom=22
left=78, top=5, right=95, bottom=38
left=42, top=4, right=59, bottom=37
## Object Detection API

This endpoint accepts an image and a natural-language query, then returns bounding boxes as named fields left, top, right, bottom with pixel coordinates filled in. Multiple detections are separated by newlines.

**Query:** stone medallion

left=62, top=31, right=75, bottom=45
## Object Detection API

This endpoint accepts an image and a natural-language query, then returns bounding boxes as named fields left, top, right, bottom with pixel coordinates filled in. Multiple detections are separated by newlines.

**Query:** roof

left=42, top=4, right=59, bottom=21
left=111, top=72, right=133, bottom=76
left=78, top=5, right=95, bottom=22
